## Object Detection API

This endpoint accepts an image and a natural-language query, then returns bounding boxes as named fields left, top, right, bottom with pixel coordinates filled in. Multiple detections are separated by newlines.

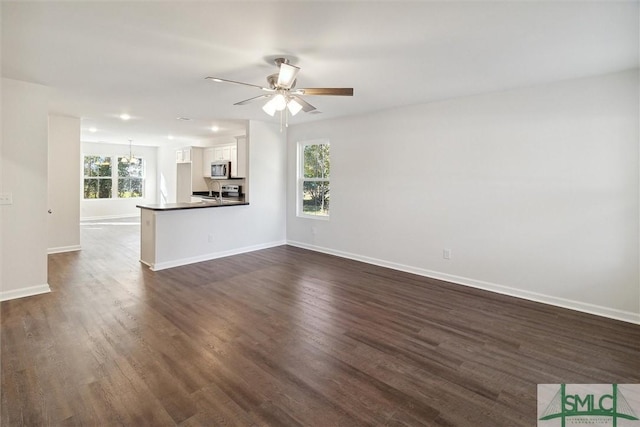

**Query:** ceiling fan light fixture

left=276, top=63, right=300, bottom=89
left=287, top=98, right=303, bottom=116
left=272, top=94, right=287, bottom=111
left=262, top=100, right=277, bottom=116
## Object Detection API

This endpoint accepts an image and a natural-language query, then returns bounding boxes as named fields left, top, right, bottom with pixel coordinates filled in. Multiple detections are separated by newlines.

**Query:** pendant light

left=122, top=139, right=137, bottom=164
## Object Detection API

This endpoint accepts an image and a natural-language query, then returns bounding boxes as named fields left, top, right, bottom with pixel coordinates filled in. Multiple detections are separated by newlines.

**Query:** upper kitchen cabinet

left=235, top=136, right=247, bottom=178
left=176, top=147, right=192, bottom=163
left=202, top=148, right=214, bottom=177
left=202, top=136, right=247, bottom=178
left=214, top=146, right=231, bottom=161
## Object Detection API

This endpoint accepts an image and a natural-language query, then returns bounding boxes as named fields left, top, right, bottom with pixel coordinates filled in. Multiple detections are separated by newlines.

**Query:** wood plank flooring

left=2, top=218, right=639, bottom=426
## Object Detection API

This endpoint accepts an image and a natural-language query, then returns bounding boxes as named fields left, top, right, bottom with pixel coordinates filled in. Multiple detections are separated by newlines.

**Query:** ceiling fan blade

left=234, top=94, right=271, bottom=106
left=277, top=63, right=300, bottom=89
left=205, top=76, right=274, bottom=92
left=298, top=88, right=354, bottom=96
left=291, top=96, right=316, bottom=113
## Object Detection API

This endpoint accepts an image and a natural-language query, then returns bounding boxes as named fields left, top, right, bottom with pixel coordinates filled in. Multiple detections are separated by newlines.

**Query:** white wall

left=1, top=78, right=50, bottom=301
left=287, top=70, right=640, bottom=323
left=247, top=120, right=286, bottom=233
left=48, top=115, right=81, bottom=253
left=81, top=141, right=158, bottom=220
left=209, top=135, right=238, bottom=145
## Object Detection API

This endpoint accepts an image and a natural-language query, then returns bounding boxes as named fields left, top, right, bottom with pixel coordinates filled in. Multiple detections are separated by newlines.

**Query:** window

left=298, top=140, right=330, bottom=218
left=83, top=156, right=112, bottom=199
left=83, top=155, right=144, bottom=199
left=117, top=157, right=144, bottom=198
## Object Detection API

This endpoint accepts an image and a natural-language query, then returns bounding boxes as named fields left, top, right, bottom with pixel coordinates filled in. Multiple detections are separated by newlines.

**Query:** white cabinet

left=230, top=146, right=238, bottom=177
left=235, top=136, right=247, bottom=178
left=203, top=136, right=247, bottom=178
left=213, top=146, right=231, bottom=161
left=176, top=163, right=192, bottom=203
left=202, top=148, right=214, bottom=177
left=190, top=148, right=206, bottom=192
left=176, top=148, right=192, bottom=163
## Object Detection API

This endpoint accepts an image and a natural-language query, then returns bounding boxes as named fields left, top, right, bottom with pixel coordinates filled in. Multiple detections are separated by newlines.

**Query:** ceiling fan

left=206, top=58, right=353, bottom=120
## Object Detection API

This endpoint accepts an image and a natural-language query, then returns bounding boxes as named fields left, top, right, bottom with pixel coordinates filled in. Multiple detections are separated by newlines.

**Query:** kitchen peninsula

left=137, top=123, right=288, bottom=273
left=137, top=197, right=250, bottom=271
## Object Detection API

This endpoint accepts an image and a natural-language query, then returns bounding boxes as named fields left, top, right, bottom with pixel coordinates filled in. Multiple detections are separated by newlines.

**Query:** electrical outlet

left=443, top=249, right=452, bottom=260
left=207, top=233, right=214, bottom=243
left=0, top=193, right=12, bottom=205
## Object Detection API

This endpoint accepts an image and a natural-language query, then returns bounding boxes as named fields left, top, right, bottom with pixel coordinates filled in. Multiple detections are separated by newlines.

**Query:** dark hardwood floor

left=2, top=218, right=639, bottom=426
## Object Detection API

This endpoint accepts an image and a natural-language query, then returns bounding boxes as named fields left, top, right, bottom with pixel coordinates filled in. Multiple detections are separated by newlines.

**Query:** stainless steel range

left=221, top=184, right=241, bottom=197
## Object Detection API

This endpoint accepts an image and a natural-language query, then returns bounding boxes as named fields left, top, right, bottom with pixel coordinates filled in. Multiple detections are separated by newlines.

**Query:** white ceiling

left=2, top=1, right=638, bottom=146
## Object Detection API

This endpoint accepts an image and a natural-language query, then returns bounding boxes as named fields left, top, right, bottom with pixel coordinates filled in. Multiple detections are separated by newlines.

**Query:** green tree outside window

left=117, top=157, right=144, bottom=198
left=300, top=142, right=330, bottom=217
left=82, top=155, right=144, bottom=199
left=83, top=156, right=112, bottom=199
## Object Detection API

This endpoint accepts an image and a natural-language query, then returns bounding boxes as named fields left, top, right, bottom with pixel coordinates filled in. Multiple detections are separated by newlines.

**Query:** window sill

left=297, top=213, right=330, bottom=221
left=83, top=197, right=145, bottom=201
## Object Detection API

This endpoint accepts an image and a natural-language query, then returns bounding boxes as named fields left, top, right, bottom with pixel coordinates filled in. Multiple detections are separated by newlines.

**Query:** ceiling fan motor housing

left=273, top=57, right=290, bottom=67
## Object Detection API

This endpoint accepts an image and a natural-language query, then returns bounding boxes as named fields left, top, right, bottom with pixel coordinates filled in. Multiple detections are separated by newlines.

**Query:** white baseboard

left=48, top=245, right=82, bottom=254
left=81, top=214, right=139, bottom=221
left=146, top=240, right=287, bottom=271
left=287, top=240, right=640, bottom=325
left=0, top=284, right=51, bottom=302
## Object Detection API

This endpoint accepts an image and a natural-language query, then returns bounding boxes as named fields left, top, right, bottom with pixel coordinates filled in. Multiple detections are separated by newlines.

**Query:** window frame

left=82, top=155, right=145, bottom=200
left=297, top=139, right=330, bottom=220
left=83, top=155, right=113, bottom=199
left=116, top=156, right=145, bottom=199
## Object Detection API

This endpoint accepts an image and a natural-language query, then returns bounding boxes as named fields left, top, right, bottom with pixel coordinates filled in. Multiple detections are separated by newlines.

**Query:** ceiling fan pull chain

left=280, top=109, right=284, bottom=132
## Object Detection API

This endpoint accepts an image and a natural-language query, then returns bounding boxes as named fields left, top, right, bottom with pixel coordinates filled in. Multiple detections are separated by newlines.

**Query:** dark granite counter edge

left=137, top=201, right=249, bottom=211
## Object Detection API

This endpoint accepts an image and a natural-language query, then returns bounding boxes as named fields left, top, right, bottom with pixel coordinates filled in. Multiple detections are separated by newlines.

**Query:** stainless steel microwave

left=210, top=161, right=230, bottom=179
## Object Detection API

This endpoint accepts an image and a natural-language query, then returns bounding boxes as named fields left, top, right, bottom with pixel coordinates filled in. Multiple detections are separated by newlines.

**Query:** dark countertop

left=192, top=191, right=244, bottom=197
left=137, top=199, right=249, bottom=211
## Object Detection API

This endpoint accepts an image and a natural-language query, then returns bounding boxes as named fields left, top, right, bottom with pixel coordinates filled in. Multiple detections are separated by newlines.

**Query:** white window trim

left=82, top=155, right=146, bottom=200
left=297, top=139, right=330, bottom=220
left=83, top=155, right=113, bottom=200
left=116, top=156, right=145, bottom=199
